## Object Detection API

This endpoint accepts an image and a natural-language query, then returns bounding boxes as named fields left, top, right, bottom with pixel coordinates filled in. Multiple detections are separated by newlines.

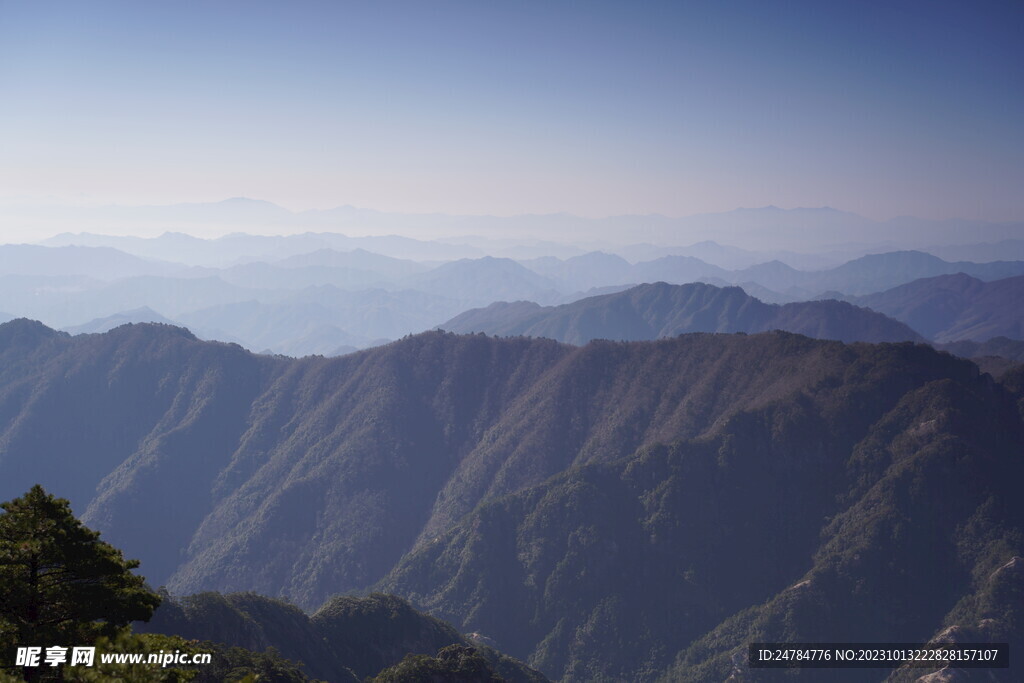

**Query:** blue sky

left=1, top=0, right=1021, bottom=222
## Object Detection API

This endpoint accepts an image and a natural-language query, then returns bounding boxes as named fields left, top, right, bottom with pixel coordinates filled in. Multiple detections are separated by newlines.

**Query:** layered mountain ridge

left=0, top=319, right=1021, bottom=680
left=3, top=235, right=1024, bottom=358
left=441, top=281, right=925, bottom=344
left=852, top=272, right=1024, bottom=342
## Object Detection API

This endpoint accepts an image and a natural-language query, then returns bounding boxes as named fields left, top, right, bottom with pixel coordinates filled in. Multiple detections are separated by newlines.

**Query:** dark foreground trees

left=0, top=485, right=161, bottom=663
left=371, top=645, right=504, bottom=682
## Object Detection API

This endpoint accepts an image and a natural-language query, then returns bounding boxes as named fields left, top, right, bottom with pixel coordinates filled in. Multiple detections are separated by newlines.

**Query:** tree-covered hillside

left=378, top=343, right=1024, bottom=680
left=138, top=591, right=547, bottom=683
left=0, top=482, right=540, bottom=682
left=0, top=319, right=1020, bottom=680
left=440, top=281, right=925, bottom=344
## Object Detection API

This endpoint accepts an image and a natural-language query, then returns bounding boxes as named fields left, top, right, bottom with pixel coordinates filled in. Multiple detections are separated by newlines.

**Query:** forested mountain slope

left=380, top=344, right=1024, bottom=681
left=138, top=591, right=547, bottom=682
left=853, top=272, right=1024, bottom=342
left=440, top=281, right=925, bottom=345
left=0, top=319, right=1020, bottom=680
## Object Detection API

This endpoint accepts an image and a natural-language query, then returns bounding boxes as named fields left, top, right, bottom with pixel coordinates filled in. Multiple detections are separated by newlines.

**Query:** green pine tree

left=0, top=485, right=162, bottom=678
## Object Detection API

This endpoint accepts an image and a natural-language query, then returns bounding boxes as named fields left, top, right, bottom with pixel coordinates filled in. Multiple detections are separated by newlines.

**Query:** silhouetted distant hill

left=209, top=261, right=395, bottom=291
left=818, top=250, right=1024, bottom=293
left=926, top=239, right=1024, bottom=264
left=29, top=202, right=1024, bottom=253
left=273, top=248, right=428, bottom=279
left=631, top=255, right=730, bottom=286
left=517, top=249, right=1024, bottom=300
left=0, top=274, right=262, bottom=328
left=402, top=256, right=564, bottom=305
left=44, top=228, right=484, bottom=266
left=440, top=282, right=924, bottom=344
left=940, top=336, right=1024, bottom=363
left=520, top=251, right=730, bottom=293
left=177, top=300, right=379, bottom=354
left=521, top=252, right=637, bottom=291
left=739, top=250, right=1024, bottom=298
left=177, top=286, right=461, bottom=353
left=0, top=244, right=183, bottom=279
left=853, top=273, right=1024, bottom=342
left=62, top=307, right=180, bottom=335
left=614, top=240, right=788, bottom=270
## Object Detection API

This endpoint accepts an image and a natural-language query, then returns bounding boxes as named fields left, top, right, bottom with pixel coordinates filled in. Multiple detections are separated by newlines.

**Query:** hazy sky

left=1, top=0, right=1021, bottom=222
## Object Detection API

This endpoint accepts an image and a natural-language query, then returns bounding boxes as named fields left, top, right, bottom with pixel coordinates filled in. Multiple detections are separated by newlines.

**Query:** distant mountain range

left=20, top=199, right=1024, bottom=252
left=0, top=227, right=1013, bottom=358
left=926, top=239, right=1024, bottom=264
left=404, top=256, right=564, bottom=306
left=851, top=273, right=1024, bottom=342
left=0, top=320, right=1020, bottom=680
left=43, top=229, right=485, bottom=266
left=0, top=244, right=181, bottom=279
left=62, top=306, right=179, bottom=335
left=54, top=271, right=1024, bottom=363
left=521, top=249, right=1024, bottom=300
left=172, top=289, right=448, bottom=355
left=940, top=336, right=1024, bottom=363
left=441, top=281, right=925, bottom=345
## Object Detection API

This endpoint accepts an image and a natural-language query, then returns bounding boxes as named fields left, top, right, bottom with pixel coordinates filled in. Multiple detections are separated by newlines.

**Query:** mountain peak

left=442, top=282, right=922, bottom=345
left=0, top=318, right=67, bottom=349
